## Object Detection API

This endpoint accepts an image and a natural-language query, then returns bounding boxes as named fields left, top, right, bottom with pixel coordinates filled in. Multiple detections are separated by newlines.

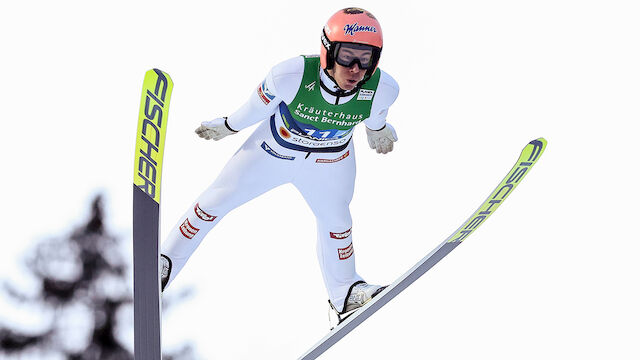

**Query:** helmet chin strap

left=321, top=68, right=364, bottom=97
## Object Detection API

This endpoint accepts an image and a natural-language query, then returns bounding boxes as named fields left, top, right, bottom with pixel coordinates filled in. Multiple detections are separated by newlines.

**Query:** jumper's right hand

left=195, top=117, right=238, bottom=141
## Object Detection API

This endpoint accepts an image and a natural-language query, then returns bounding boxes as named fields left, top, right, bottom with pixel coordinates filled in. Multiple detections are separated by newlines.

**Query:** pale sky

left=1, top=1, right=639, bottom=359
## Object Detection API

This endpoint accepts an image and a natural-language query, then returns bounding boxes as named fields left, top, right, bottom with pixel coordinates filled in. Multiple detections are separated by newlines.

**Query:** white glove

left=195, top=117, right=238, bottom=141
left=366, top=123, right=398, bottom=154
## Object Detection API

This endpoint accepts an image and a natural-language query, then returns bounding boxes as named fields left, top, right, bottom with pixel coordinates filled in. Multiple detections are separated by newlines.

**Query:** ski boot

left=160, top=254, right=172, bottom=292
left=329, top=281, right=387, bottom=329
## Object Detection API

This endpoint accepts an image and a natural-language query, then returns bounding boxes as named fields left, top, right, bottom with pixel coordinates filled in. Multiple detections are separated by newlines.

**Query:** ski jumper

left=162, top=55, right=399, bottom=311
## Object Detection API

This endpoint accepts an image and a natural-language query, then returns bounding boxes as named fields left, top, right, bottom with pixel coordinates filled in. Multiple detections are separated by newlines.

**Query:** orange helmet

left=321, top=8, right=383, bottom=78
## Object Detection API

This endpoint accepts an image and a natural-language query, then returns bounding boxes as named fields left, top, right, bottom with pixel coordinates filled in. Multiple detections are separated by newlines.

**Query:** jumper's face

left=328, top=62, right=367, bottom=91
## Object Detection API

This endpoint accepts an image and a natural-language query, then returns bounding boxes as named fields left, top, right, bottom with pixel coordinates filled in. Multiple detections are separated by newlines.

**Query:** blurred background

left=1, top=0, right=639, bottom=359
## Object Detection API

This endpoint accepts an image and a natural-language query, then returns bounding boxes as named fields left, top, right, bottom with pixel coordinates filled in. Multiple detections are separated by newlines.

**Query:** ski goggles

left=333, top=42, right=380, bottom=70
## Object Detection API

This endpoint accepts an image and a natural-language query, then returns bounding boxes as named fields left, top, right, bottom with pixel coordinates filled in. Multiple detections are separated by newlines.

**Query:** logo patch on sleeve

left=330, top=228, right=352, bottom=239
left=257, top=80, right=276, bottom=105
left=357, top=89, right=374, bottom=101
left=338, top=243, right=354, bottom=260
left=179, top=218, right=199, bottom=239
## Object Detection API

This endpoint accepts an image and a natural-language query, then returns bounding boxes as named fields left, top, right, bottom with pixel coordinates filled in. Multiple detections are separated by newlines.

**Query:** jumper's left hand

left=366, top=123, right=398, bottom=154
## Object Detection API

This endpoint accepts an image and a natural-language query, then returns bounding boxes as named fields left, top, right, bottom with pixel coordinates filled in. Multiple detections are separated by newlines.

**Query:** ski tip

left=521, top=138, right=547, bottom=163
left=528, top=137, right=547, bottom=153
left=146, top=68, right=173, bottom=86
left=135, top=68, right=173, bottom=204
left=530, top=137, right=547, bottom=147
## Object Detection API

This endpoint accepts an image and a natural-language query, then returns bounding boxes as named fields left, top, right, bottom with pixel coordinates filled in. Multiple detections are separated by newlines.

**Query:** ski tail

left=298, top=138, right=547, bottom=360
left=133, top=69, right=173, bottom=360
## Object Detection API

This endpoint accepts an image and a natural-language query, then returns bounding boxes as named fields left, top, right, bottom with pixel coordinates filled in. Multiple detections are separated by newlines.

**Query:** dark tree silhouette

left=0, top=195, right=196, bottom=359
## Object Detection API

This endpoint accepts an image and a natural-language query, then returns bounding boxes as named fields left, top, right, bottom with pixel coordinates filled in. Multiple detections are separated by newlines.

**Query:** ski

left=133, top=69, right=173, bottom=360
left=299, top=138, right=547, bottom=360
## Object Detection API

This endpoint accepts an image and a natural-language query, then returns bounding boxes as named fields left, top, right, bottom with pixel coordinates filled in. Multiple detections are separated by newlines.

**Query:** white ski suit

left=162, top=56, right=399, bottom=311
